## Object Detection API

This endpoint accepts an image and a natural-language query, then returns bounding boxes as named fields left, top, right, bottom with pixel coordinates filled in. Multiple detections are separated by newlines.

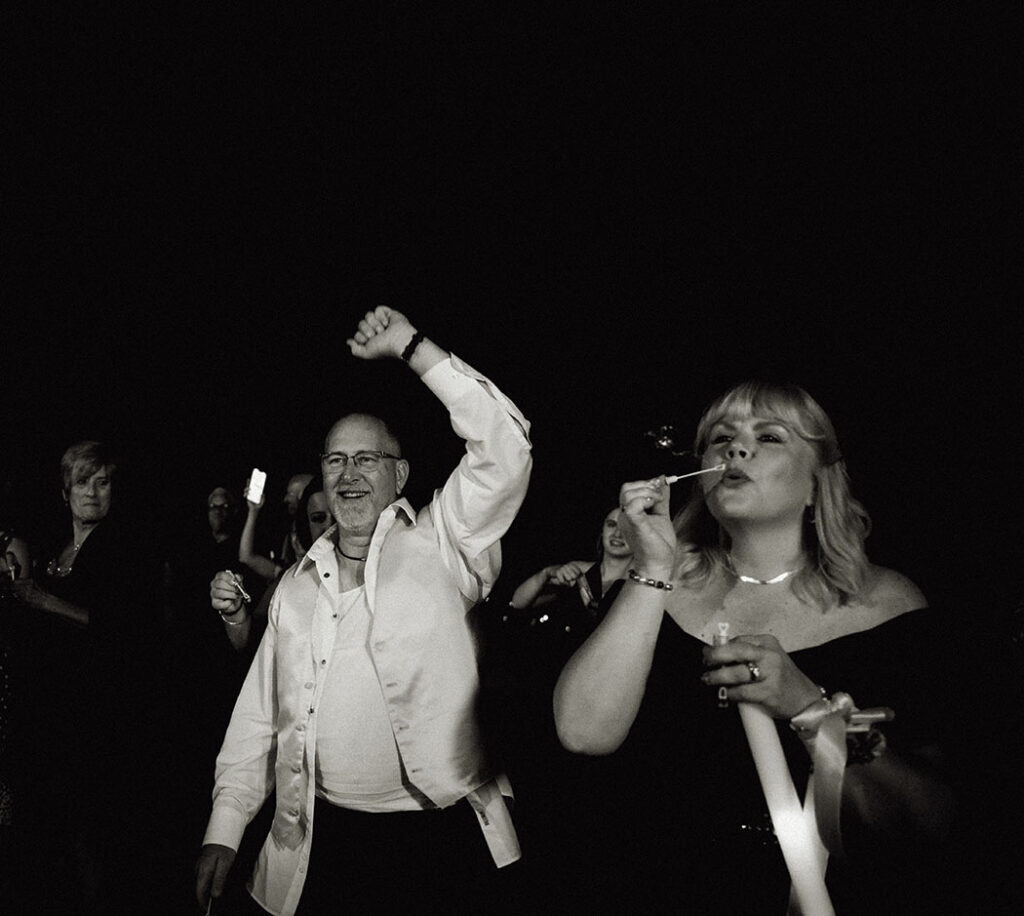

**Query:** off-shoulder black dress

left=556, top=606, right=958, bottom=915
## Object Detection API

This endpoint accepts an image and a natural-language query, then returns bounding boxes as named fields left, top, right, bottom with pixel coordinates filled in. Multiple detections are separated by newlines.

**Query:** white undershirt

left=314, top=585, right=429, bottom=812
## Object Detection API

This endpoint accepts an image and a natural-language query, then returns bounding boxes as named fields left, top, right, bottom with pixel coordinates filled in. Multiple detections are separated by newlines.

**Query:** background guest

left=480, top=504, right=634, bottom=910
left=238, top=471, right=314, bottom=583
left=0, top=526, right=27, bottom=907
left=8, top=440, right=163, bottom=912
left=163, top=486, right=263, bottom=828
left=217, top=474, right=332, bottom=654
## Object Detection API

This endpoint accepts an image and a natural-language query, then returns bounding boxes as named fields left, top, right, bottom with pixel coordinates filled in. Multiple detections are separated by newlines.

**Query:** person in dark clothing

left=8, top=440, right=164, bottom=912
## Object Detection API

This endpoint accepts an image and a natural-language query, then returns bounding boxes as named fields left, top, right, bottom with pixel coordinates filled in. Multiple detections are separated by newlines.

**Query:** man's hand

left=195, top=843, right=236, bottom=909
left=210, top=570, right=244, bottom=616
left=346, top=306, right=417, bottom=361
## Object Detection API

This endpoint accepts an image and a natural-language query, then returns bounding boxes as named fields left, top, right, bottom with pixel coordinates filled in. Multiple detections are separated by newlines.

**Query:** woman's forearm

left=553, top=577, right=667, bottom=755
left=509, top=566, right=556, bottom=609
left=22, top=583, right=89, bottom=626
left=239, top=508, right=279, bottom=580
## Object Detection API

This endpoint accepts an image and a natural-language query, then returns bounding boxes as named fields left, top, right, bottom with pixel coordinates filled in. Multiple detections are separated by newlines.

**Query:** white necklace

left=727, top=555, right=800, bottom=585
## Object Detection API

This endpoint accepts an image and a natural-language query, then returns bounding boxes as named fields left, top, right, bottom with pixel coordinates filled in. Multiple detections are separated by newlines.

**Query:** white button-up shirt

left=202, top=355, right=532, bottom=916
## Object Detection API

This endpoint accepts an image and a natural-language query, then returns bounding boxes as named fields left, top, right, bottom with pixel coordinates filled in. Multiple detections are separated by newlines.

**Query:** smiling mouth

left=337, top=490, right=370, bottom=500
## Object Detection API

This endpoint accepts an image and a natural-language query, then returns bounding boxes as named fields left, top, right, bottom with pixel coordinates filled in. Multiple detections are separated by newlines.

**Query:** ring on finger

left=746, top=661, right=761, bottom=682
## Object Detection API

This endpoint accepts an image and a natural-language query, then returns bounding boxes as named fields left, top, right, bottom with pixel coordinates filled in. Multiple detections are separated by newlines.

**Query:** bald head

left=323, top=414, right=402, bottom=458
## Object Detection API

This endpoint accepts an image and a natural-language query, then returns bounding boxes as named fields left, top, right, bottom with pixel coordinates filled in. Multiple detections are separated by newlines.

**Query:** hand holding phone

left=246, top=468, right=267, bottom=506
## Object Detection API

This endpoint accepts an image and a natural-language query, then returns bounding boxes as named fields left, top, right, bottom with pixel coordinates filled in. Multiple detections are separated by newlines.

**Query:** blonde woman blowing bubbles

left=553, top=381, right=954, bottom=915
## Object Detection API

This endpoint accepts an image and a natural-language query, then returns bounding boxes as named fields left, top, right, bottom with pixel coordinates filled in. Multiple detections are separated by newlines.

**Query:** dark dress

left=555, top=607, right=960, bottom=915
left=5, top=518, right=169, bottom=913
left=479, top=564, right=627, bottom=911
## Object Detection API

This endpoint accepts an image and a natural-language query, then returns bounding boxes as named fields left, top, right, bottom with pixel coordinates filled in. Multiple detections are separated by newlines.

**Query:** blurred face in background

left=285, top=474, right=314, bottom=517
left=600, top=509, right=632, bottom=559
left=306, top=491, right=333, bottom=542
left=66, top=463, right=113, bottom=525
left=207, top=487, right=236, bottom=537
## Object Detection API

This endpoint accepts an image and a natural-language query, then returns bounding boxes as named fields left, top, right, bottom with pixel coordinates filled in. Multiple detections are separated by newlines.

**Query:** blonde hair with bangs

left=673, top=381, right=871, bottom=608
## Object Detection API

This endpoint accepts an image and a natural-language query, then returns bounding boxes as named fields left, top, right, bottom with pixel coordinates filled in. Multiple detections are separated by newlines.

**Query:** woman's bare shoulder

left=850, top=565, right=928, bottom=624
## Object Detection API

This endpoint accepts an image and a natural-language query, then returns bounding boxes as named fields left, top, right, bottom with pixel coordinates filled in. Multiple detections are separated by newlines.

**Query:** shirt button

left=292, top=765, right=301, bottom=773
left=323, top=572, right=330, bottom=578
left=304, top=682, right=313, bottom=689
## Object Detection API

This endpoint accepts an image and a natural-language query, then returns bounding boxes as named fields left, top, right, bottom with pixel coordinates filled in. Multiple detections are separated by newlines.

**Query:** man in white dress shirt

left=195, top=307, right=533, bottom=915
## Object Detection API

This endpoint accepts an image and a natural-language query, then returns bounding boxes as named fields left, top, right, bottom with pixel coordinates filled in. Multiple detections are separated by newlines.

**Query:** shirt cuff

left=202, top=802, right=249, bottom=851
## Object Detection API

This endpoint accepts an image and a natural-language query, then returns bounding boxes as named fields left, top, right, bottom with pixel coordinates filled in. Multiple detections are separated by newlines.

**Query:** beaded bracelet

left=627, top=569, right=674, bottom=591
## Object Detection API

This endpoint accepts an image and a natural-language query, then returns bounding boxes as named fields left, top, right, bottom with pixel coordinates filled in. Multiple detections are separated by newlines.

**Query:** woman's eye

left=758, top=433, right=783, bottom=443
left=710, top=435, right=731, bottom=444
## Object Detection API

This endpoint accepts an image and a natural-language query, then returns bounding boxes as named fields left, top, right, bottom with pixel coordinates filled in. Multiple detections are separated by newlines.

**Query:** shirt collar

left=296, top=499, right=417, bottom=576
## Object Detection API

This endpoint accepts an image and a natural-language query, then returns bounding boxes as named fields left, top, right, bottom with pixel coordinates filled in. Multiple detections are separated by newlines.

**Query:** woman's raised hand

left=243, top=475, right=265, bottom=509
left=617, top=477, right=676, bottom=577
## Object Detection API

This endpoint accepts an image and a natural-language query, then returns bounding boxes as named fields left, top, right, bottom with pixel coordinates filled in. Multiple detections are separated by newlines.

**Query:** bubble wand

left=663, top=464, right=726, bottom=485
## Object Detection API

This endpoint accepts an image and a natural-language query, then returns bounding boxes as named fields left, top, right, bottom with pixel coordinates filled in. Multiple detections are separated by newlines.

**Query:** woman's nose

left=726, top=441, right=751, bottom=459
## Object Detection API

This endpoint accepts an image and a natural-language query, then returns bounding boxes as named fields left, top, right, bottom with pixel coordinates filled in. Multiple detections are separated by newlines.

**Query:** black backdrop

left=5, top=3, right=1020, bottom=627
left=3, top=4, right=1022, bottom=910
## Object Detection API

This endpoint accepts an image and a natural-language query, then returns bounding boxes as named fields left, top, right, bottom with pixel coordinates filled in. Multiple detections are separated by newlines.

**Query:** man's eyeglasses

left=320, top=450, right=400, bottom=473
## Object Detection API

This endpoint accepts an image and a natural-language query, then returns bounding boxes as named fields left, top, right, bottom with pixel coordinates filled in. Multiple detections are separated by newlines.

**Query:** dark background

left=5, top=3, right=1021, bottom=619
